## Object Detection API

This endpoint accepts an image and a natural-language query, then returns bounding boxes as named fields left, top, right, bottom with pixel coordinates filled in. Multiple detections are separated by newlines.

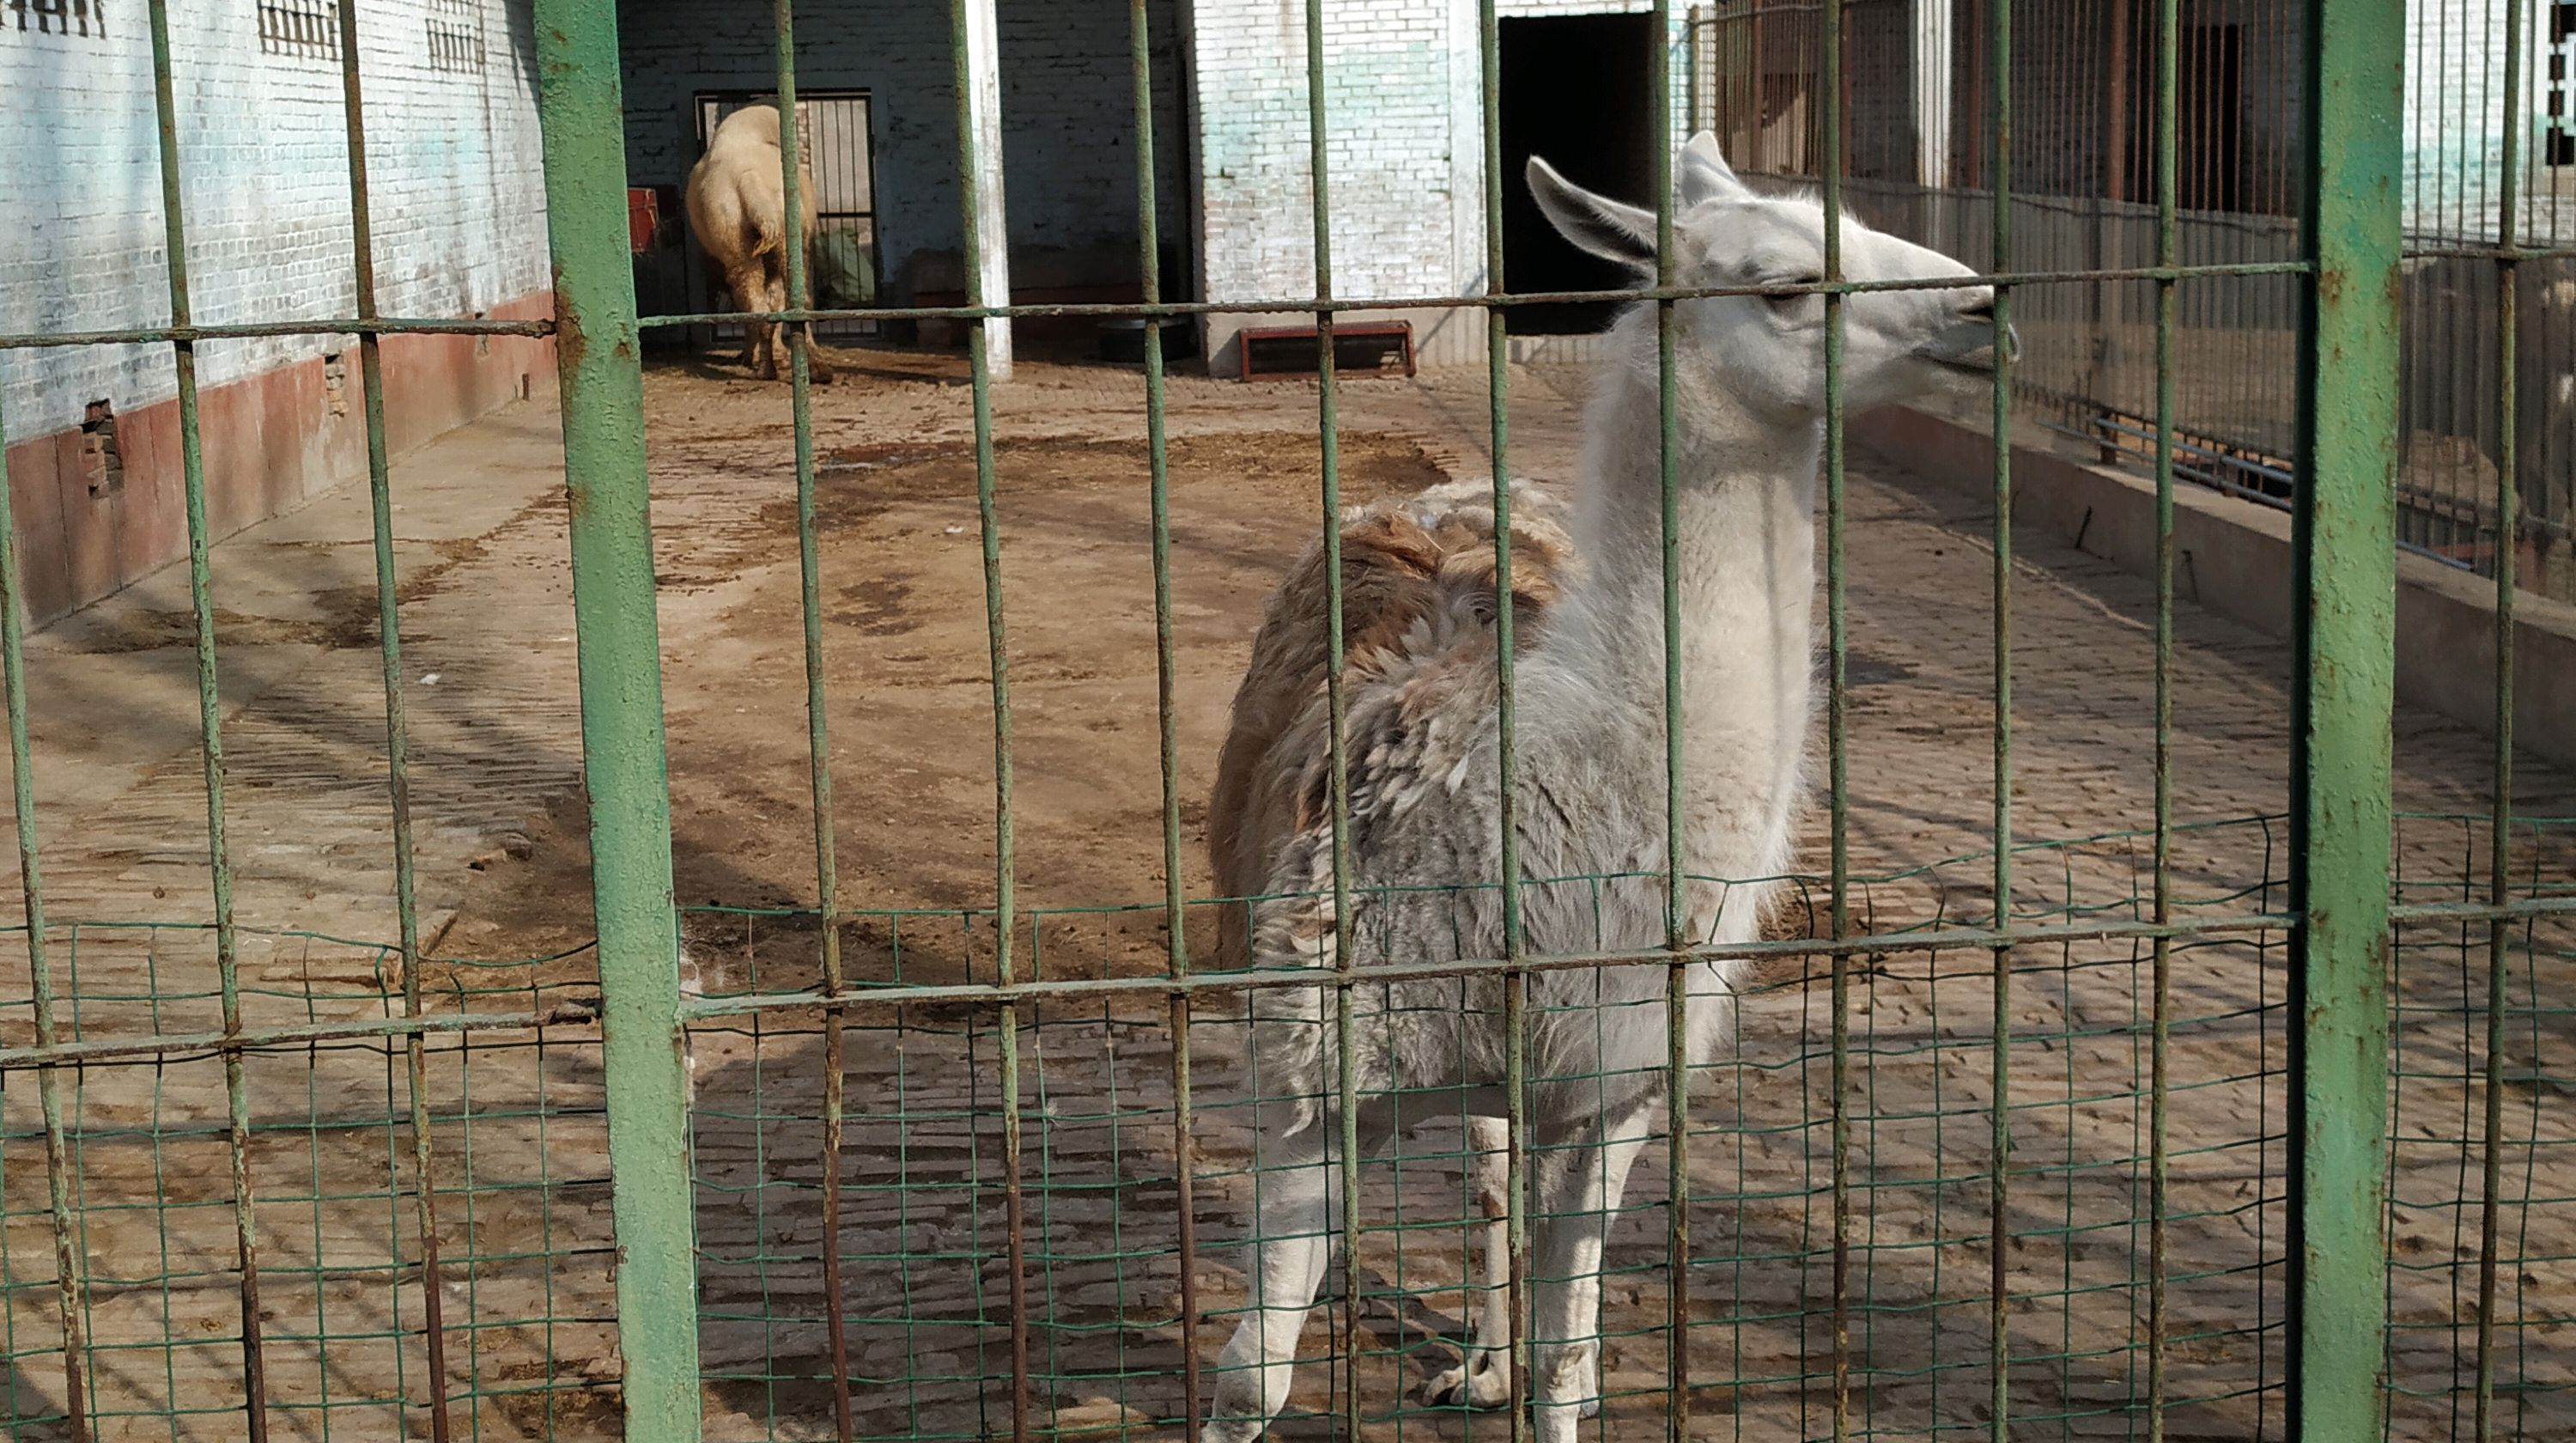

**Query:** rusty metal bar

left=141, top=1, right=270, bottom=1432
left=328, top=2, right=455, bottom=1436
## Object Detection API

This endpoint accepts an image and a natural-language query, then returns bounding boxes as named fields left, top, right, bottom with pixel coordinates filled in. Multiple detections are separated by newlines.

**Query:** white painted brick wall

left=0, top=0, right=551, bottom=440
left=617, top=0, right=1189, bottom=300
left=1186, top=0, right=1682, bottom=364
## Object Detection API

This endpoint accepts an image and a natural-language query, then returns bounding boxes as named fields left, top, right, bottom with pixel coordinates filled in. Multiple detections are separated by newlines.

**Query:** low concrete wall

left=1861, top=403, right=2576, bottom=771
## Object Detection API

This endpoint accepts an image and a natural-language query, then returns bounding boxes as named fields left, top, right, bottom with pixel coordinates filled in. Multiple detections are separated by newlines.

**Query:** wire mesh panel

left=1690, top=0, right=2576, bottom=600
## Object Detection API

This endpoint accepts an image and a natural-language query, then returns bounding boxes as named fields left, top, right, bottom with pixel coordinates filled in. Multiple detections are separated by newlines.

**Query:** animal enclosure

left=0, top=3, right=2566, bottom=1443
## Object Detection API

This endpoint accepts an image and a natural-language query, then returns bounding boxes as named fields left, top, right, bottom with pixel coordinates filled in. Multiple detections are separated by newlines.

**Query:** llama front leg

left=1527, top=1104, right=1654, bottom=1443
left=1422, top=1114, right=1514, bottom=1409
left=1203, top=1104, right=1392, bottom=1443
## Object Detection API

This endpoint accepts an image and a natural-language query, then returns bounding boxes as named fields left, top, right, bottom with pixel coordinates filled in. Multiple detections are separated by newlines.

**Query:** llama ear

left=1526, top=155, right=1658, bottom=275
left=1679, top=131, right=1746, bottom=206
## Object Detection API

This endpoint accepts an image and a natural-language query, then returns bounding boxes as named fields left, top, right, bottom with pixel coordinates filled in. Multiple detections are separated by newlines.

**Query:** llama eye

left=1763, top=277, right=1824, bottom=306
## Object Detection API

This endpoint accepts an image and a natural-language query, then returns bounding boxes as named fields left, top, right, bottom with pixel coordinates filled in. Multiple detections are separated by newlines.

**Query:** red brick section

left=2, top=292, right=556, bottom=626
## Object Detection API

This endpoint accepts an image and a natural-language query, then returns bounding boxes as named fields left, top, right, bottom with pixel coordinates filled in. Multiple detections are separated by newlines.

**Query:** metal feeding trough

left=1236, top=320, right=1415, bottom=381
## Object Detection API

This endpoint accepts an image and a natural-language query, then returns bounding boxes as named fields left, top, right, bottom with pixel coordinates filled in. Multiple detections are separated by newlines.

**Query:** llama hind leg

left=1526, top=1104, right=1654, bottom=1443
left=1422, top=1115, right=1514, bottom=1410
left=1203, top=1103, right=1394, bottom=1443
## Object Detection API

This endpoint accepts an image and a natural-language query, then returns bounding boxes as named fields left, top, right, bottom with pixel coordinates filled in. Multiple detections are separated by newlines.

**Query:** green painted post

left=2289, top=0, right=2401, bottom=1437
left=529, top=3, right=703, bottom=1440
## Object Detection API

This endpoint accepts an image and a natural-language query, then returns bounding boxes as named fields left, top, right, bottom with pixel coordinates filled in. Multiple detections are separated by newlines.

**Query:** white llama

left=1200, top=131, right=2008, bottom=1443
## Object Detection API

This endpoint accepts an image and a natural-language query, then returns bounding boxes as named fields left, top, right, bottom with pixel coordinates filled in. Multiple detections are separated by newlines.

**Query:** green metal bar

left=141, top=3, right=270, bottom=1434
left=1125, top=3, right=1201, bottom=1430
left=2289, top=0, right=2402, bottom=1433
left=330, top=3, right=454, bottom=1435
left=1985, top=0, right=2015, bottom=1429
left=2473, top=1, right=2525, bottom=1436
left=1820, top=0, right=1851, bottom=1434
left=1297, top=0, right=1364, bottom=1425
left=1476, top=0, right=1531, bottom=1432
left=0, top=332, right=92, bottom=1443
left=945, top=2, right=1029, bottom=1435
left=1652, top=4, right=1691, bottom=1435
left=765, top=9, right=856, bottom=1438
left=615, top=261, right=2319, bottom=328
left=528, top=2, right=703, bottom=1438
left=2148, top=0, right=2180, bottom=1431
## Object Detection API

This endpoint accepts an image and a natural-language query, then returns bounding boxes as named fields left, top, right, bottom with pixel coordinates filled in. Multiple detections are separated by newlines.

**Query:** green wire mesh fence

left=0, top=0, right=2562, bottom=1440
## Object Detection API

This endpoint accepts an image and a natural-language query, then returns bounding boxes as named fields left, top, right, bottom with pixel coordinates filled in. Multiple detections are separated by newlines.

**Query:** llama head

left=1528, top=131, right=2014, bottom=421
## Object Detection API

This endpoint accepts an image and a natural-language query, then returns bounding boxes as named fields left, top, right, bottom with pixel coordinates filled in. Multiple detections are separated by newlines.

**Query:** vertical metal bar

left=1984, top=0, right=2014, bottom=1424
left=764, top=8, right=857, bottom=1439
left=1650, top=6, right=1692, bottom=1439
left=529, top=3, right=704, bottom=1438
left=1476, top=2, right=1530, bottom=1433
left=139, top=6, right=270, bottom=1434
left=2147, top=0, right=2179, bottom=1431
left=0, top=355, right=91, bottom=1443
left=2472, top=1, right=2525, bottom=1437
left=1127, top=2, right=1201, bottom=1431
left=1294, top=0, right=1361, bottom=1428
left=945, top=2, right=1028, bottom=1435
left=328, top=6, right=455, bottom=1438
left=2288, top=0, right=2401, bottom=1433
left=1820, top=0, right=1851, bottom=1435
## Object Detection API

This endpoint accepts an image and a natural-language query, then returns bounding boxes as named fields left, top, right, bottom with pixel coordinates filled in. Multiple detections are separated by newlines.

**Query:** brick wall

left=617, top=0, right=1190, bottom=309
left=2, top=0, right=550, bottom=437
left=1, top=0, right=553, bottom=622
left=1186, top=0, right=1686, bottom=371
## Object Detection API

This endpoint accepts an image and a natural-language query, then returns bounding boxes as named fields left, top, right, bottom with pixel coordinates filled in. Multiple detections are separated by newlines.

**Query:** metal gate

left=0, top=0, right=2561, bottom=1441
left=690, top=89, right=880, bottom=340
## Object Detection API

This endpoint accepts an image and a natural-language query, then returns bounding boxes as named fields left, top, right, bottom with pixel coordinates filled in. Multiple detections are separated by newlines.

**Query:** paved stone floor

left=0, top=350, right=2565, bottom=1440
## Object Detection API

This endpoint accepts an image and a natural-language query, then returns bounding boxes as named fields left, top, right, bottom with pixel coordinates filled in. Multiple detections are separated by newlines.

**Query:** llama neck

left=1550, top=352, right=1823, bottom=881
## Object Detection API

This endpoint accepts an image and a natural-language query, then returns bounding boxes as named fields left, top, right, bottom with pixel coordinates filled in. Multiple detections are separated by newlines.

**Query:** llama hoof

left=808, top=362, right=836, bottom=385
left=1420, top=1351, right=1511, bottom=1410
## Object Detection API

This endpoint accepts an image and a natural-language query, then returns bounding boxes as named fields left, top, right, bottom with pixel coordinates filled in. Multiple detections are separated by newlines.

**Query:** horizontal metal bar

left=684, top=912, right=2304, bottom=1015
left=2401, top=241, right=2576, bottom=262
left=635, top=261, right=2317, bottom=328
left=0, top=892, right=2545, bottom=1070
left=2387, top=896, right=2576, bottom=924
left=0, top=1003, right=598, bottom=1073
left=0, top=317, right=556, bottom=350
left=0, top=261, right=2318, bottom=353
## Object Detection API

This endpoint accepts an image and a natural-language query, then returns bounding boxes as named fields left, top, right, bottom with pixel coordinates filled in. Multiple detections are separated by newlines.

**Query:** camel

left=685, top=103, right=835, bottom=384
left=1199, top=133, right=2010, bottom=1443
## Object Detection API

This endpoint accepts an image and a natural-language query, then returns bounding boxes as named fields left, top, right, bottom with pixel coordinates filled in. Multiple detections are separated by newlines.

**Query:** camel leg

left=1203, top=1100, right=1394, bottom=1443
left=1422, top=1114, right=1514, bottom=1409
left=726, top=260, right=776, bottom=379
left=1527, top=1103, right=1653, bottom=1443
left=801, top=320, right=835, bottom=384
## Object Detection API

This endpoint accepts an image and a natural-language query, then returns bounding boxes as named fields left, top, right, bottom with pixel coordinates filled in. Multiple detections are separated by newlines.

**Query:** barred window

left=427, top=0, right=483, bottom=72
left=258, top=0, right=337, bottom=59
left=8, top=0, right=107, bottom=36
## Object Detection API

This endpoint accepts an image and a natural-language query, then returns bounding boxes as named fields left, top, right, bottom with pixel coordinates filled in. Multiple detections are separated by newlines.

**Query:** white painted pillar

left=960, top=0, right=1014, bottom=378
left=1914, top=0, right=1953, bottom=188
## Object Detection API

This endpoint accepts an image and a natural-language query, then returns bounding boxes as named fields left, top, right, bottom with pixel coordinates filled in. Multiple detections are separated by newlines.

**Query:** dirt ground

left=1, top=338, right=2568, bottom=1442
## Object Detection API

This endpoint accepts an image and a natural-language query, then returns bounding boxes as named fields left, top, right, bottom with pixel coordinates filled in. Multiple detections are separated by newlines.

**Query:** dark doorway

left=1500, top=14, right=1662, bottom=335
